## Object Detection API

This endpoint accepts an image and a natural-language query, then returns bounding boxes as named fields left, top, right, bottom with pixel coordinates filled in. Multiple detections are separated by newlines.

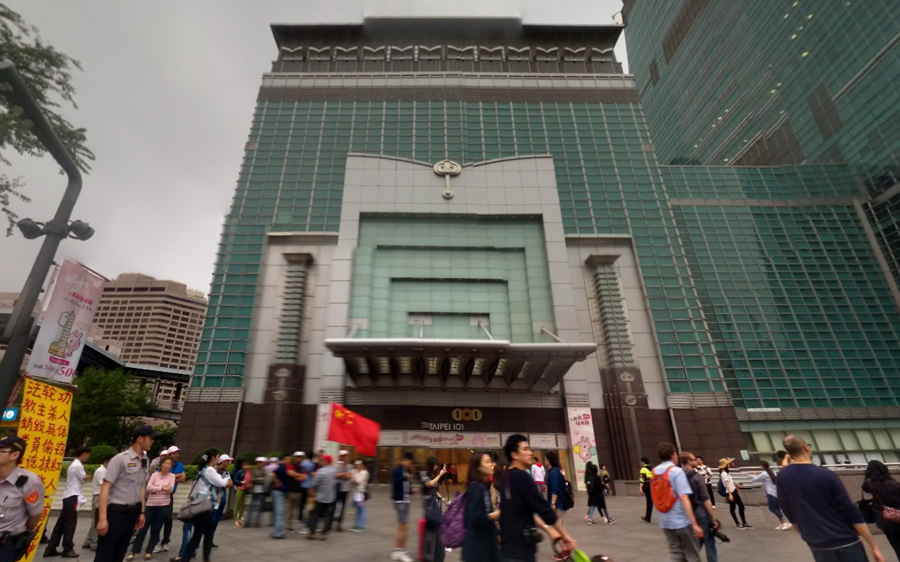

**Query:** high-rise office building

left=623, top=0, right=900, bottom=460
left=177, top=15, right=900, bottom=473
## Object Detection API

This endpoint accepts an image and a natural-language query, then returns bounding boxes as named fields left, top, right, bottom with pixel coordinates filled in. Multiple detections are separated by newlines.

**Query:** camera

left=522, top=526, right=544, bottom=545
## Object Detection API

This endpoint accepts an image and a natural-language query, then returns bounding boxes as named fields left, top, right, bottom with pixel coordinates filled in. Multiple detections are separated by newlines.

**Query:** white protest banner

left=25, top=261, right=105, bottom=384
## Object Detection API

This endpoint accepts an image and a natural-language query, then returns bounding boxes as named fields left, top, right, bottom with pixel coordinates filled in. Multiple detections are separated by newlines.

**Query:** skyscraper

left=624, top=0, right=900, bottom=460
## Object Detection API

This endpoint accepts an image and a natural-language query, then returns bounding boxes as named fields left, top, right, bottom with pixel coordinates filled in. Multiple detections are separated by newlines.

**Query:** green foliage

left=67, top=367, right=155, bottom=451
left=184, top=465, right=199, bottom=481
left=0, top=4, right=94, bottom=235
left=266, top=451, right=284, bottom=460
left=149, top=423, right=177, bottom=458
left=86, top=444, right=117, bottom=465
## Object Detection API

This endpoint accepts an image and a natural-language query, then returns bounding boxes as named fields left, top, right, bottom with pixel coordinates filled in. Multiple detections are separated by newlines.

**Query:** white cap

left=268, top=457, right=278, bottom=462
left=354, top=460, right=363, bottom=465
left=167, top=446, right=180, bottom=454
left=293, top=451, right=305, bottom=457
left=255, top=456, right=267, bottom=462
left=218, top=455, right=233, bottom=464
left=160, top=449, right=169, bottom=456
left=339, top=450, right=349, bottom=456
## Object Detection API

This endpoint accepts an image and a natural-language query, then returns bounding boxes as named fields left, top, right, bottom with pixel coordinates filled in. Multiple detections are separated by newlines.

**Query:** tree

left=67, top=366, right=155, bottom=450
left=0, top=4, right=94, bottom=235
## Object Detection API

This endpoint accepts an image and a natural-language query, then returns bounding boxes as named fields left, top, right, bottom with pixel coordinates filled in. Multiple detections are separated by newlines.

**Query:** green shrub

left=238, top=450, right=261, bottom=462
left=87, top=445, right=119, bottom=465
left=265, top=451, right=284, bottom=460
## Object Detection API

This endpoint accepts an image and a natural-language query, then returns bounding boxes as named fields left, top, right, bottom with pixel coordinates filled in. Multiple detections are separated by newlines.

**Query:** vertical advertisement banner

left=26, top=260, right=105, bottom=384
left=17, top=378, right=74, bottom=562
left=566, top=407, right=598, bottom=491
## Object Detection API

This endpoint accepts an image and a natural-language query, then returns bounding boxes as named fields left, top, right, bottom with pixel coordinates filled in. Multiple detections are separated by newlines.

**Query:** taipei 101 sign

left=25, top=261, right=106, bottom=384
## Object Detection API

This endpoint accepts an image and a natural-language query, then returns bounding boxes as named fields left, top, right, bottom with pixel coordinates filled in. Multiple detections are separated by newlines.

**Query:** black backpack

left=562, top=479, right=575, bottom=509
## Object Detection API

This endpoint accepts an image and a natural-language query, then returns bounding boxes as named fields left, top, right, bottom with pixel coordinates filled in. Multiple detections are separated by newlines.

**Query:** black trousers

left=334, top=491, right=349, bottom=527
left=728, top=490, right=747, bottom=526
left=306, top=501, right=335, bottom=535
left=298, top=488, right=310, bottom=521
left=0, top=543, right=17, bottom=562
left=94, top=507, right=139, bottom=562
left=643, top=486, right=653, bottom=521
left=162, top=496, right=174, bottom=545
left=48, top=495, right=78, bottom=553
left=181, top=511, right=214, bottom=562
left=706, top=483, right=716, bottom=507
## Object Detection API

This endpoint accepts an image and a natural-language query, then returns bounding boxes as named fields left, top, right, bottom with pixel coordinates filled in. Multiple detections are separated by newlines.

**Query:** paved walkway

left=55, top=488, right=894, bottom=562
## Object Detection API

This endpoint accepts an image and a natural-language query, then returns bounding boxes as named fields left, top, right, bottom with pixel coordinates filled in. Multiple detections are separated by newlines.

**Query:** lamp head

left=16, top=218, right=45, bottom=239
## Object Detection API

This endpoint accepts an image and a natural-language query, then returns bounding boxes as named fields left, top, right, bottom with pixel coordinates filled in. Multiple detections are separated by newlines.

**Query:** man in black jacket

left=499, top=435, right=576, bottom=562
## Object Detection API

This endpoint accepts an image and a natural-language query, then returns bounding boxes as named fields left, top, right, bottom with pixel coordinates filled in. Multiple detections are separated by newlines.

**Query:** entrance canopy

left=325, top=338, right=596, bottom=392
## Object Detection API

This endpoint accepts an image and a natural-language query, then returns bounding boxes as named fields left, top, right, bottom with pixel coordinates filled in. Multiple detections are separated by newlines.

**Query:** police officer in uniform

left=0, top=435, right=46, bottom=562
left=94, top=425, right=160, bottom=562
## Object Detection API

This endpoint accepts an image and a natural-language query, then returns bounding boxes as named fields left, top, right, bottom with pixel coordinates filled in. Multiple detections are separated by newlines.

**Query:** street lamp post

left=0, top=60, right=93, bottom=407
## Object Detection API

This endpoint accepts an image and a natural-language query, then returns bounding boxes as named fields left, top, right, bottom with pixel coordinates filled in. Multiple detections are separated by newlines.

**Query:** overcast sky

left=2, top=1, right=627, bottom=296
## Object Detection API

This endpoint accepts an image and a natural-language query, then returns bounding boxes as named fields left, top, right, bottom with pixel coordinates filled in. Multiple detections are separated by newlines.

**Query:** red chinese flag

left=327, top=402, right=381, bottom=456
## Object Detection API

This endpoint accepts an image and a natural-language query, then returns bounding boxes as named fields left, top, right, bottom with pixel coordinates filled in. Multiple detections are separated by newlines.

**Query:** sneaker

left=299, top=528, right=310, bottom=535
left=43, top=549, right=62, bottom=558
left=152, top=547, right=163, bottom=554
left=145, top=555, right=153, bottom=560
left=391, top=550, right=413, bottom=562
left=161, top=545, right=169, bottom=553
left=641, top=516, right=650, bottom=523
left=586, top=519, right=595, bottom=525
left=781, top=522, right=792, bottom=530
left=607, top=518, right=617, bottom=525
left=775, top=524, right=785, bottom=530
left=737, top=524, right=746, bottom=529
left=126, top=556, right=135, bottom=562
left=742, top=524, right=753, bottom=529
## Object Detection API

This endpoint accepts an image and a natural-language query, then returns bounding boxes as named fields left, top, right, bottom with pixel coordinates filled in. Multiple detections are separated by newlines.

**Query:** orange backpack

left=650, top=466, right=678, bottom=513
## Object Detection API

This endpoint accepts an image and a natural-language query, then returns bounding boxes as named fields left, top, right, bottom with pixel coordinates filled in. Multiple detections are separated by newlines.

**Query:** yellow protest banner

left=16, top=377, right=73, bottom=562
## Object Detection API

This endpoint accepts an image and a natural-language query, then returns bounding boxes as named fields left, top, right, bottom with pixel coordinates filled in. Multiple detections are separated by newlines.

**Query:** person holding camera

left=499, top=435, right=576, bottom=562
left=682, top=452, right=721, bottom=562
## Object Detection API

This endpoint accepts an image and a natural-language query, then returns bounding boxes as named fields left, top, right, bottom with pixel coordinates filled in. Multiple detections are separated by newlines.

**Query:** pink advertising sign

left=26, top=261, right=105, bottom=384
left=566, top=407, right=598, bottom=491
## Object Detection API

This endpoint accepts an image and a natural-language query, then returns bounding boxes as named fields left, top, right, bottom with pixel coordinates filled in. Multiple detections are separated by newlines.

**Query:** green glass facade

left=196, top=99, right=724, bottom=394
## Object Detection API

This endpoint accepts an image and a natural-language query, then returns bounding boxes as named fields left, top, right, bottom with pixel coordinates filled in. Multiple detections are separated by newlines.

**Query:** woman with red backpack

left=462, top=452, right=500, bottom=562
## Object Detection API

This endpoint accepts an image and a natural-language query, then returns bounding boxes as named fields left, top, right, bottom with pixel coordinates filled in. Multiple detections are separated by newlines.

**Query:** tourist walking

left=231, top=460, right=248, bottom=527
left=862, top=460, right=900, bottom=559
left=585, top=463, right=615, bottom=525
left=284, top=453, right=305, bottom=531
left=718, top=458, right=751, bottom=529
left=498, top=434, right=576, bottom=562
left=750, top=461, right=790, bottom=530
left=462, top=452, right=500, bottom=562
left=82, top=454, right=112, bottom=551
left=694, top=457, right=714, bottom=508
left=157, top=446, right=185, bottom=554
left=351, top=460, right=369, bottom=532
left=531, top=458, right=546, bottom=496
left=598, top=464, right=612, bottom=496
left=652, top=443, right=703, bottom=562
left=640, top=457, right=653, bottom=523
left=246, top=457, right=268, bottom=528
left=777, top=435, right=885, bottom=562
left=333, top=450, right=353, bottom=532
left=94, top=425, right=159, bottom=562
left=128, top=457, right=175, bottom=560
left=422, top=458, right=447, bottom=562
left=179, top=449, right=233, bottom=562
left=306, top=454, right=337, bottom=540
left=207, top=455, right=232, bottom=548
left=545, top=452, right=568, bottom=522
left=682, top=452, right=719, bottom=562
left=45, top=446, right=90, bottom=558
left=270, top=455, right=290, bottom=539
left=297, top=452, right=315, bottom=524
left=390, top=453, right=415, bottom=562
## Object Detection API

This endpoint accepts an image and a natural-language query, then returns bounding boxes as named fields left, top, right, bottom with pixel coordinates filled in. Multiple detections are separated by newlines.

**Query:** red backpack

left=650, top=466, right=678, bottom=513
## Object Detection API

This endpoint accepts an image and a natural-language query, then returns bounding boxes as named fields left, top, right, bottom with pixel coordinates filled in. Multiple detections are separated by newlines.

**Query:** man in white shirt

left=82, top=454, right=113, bottom=551
left=45, top=447, right=91, bottom=558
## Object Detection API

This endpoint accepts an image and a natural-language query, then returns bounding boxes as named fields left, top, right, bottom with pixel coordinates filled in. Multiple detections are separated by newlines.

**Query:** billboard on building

left=25, top=261, right=105, bottom=384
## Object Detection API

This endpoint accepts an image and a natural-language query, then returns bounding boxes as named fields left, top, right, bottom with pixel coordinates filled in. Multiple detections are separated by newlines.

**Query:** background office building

left=624, top=0, right=900, bottom=461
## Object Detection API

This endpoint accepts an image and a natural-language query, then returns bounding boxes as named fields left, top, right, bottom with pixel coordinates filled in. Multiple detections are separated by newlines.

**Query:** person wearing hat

left=155, top=447, right=185, bottom=555
left=246, top=458, right=269, bottom=528
left=94, top=425, right=161, bottom=562
left=0, top=435, right=46, bottom=562
left=149, top=448, right=168, bottom=474
left=44, top=446, right=91, bottom=558
left=718, top=457, right=751, bottom=529
left=333, top=450, right=353, bottom=532
left=305, top=455, right=337, bottom=540
left=207, top=455, right=233, bottom=546
left=282, top=454, right=306, bottom=533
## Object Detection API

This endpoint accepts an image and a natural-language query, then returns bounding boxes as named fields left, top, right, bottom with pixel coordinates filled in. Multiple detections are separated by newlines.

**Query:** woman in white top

left=180, top=449, right=233, bottom=562
left=719, top=457, right=752, bottom=529
left=750, top=461, right=791, bottom=530
left=351, top=460, right=370, bottom=531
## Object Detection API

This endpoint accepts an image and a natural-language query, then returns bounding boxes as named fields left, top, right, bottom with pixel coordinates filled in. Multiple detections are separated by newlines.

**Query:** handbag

left=857, top=491, right=875, bottom=524
left=177, top=469, right=214, bottom=522
left=883, top=505, right=900, bottom=525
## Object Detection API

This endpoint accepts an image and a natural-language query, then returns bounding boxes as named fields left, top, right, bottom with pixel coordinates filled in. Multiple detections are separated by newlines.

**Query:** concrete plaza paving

left=53, top=488, right=895, bottom=562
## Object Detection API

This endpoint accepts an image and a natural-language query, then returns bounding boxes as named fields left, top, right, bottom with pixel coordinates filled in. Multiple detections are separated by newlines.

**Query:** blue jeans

left=354, top=499, right=366, bottom=529
left=766, top=494, right=784, bottom=520
left=178, top=521, right=192, bottom=557
left=696, top=509, right=718, bottom=562
left=247, top=493, right=266, bottom=528
left=809, top=541, right=867, bottom=562
left=271, top=490, right=286, bottom=537
left=588, top=505, right=611, bottom=520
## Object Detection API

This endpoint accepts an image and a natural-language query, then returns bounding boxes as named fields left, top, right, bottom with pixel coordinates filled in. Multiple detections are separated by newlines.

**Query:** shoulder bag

left=177, top=469, right=214, bottom=522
